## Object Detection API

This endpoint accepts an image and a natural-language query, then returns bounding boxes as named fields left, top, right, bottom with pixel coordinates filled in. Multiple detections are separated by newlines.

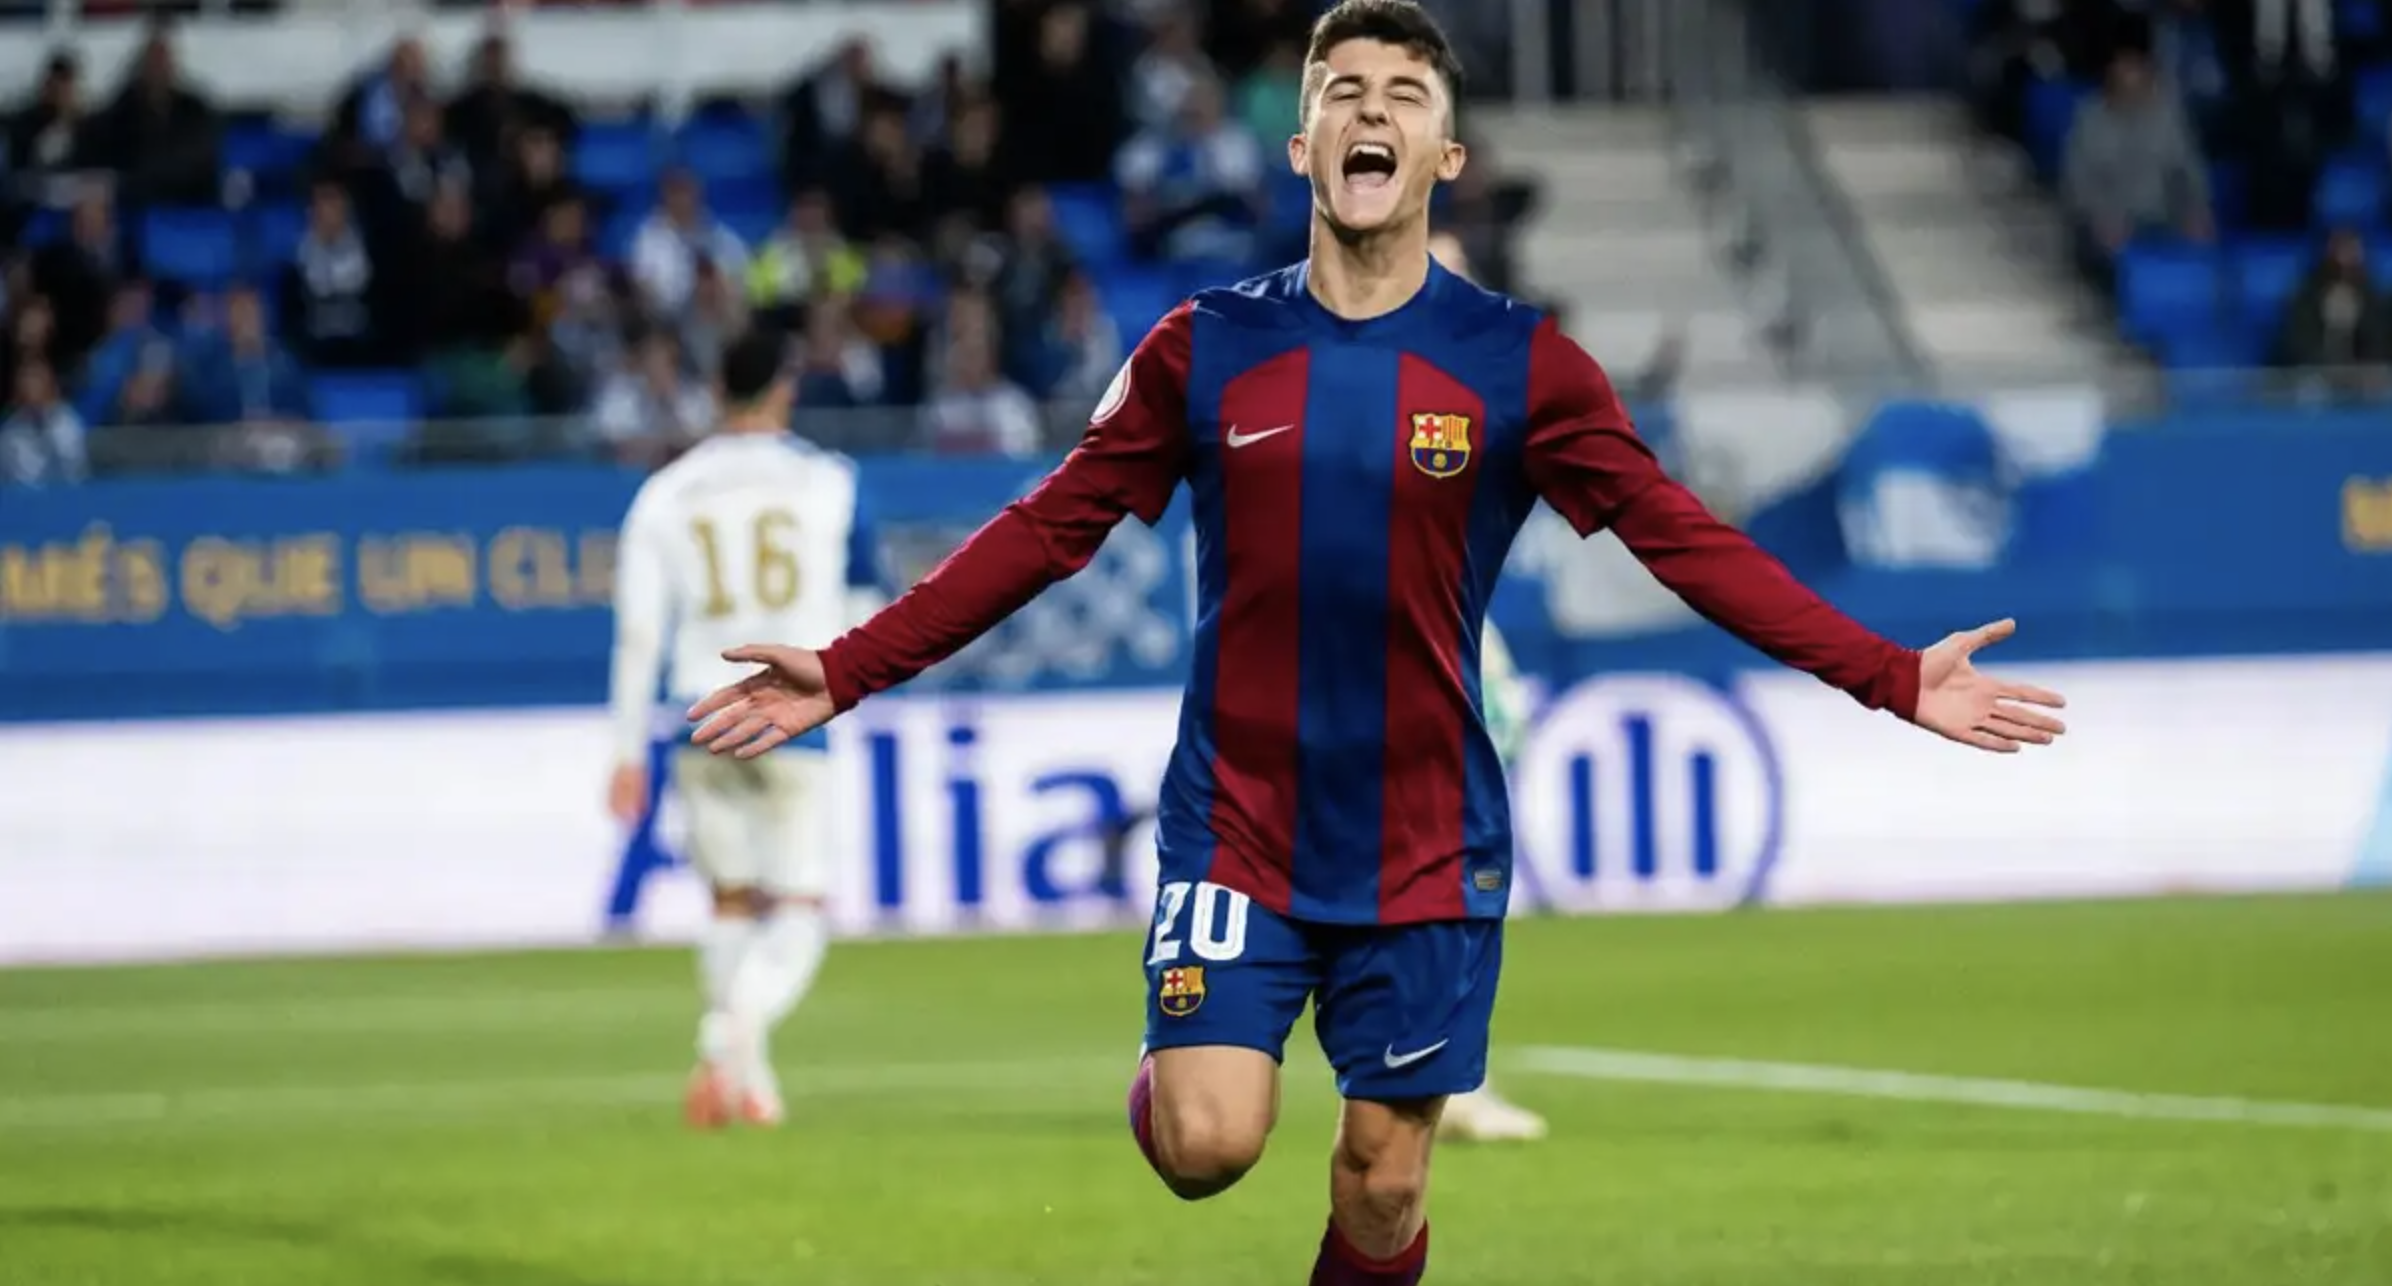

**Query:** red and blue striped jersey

left=823, top=261, right=1920, bottom=926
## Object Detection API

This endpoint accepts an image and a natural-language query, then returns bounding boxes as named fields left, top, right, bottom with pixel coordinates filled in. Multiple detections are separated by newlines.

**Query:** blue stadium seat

left=1048, top=183, right=1128, bottom=267
left=2358, top=66, right=2392, bottom=145
left=675, top=117, right=772, bottom=186
left=2232, top=237, right=2311, bottom=326
left=599, top=203, right=649, bottom=260
left=18, top=206, right=65, bottom=247
left=1097, top=265, right=1181, bottom=339
left=2022, top=78, right=2091, bottom=180
left=2313, top=154, right=2388, bottom=230
left=2115, top=241, right=2223, bottom=348
left=715, top=198, right=779, bottom=247
left=246, top=202, right=305, bottom=272
left=572, top=120, right=662, bottom=192
left=700, top=172, right=781, bottom=215
left=220, top=119, right=315, bottom=182
left=310, top=371, right=423, bottom=467
left=139, top=208, right=239, bottom=288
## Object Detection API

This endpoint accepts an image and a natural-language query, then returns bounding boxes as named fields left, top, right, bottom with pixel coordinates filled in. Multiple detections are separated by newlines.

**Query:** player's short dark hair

left=1301, top=0, right=1464, bottom=124
left=718, top=329, right=787, bottom=406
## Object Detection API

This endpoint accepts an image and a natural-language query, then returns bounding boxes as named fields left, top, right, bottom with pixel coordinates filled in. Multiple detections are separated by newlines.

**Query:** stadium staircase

left=1475, top=106, right=1785, bottom=385
left=1800, top=97, right=2139, bottom=381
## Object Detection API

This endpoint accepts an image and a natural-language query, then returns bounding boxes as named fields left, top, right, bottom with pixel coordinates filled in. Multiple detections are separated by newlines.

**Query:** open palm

left=687, top=645, right=835, bottom=759
left=1914, top=619, right=2068, bottom=753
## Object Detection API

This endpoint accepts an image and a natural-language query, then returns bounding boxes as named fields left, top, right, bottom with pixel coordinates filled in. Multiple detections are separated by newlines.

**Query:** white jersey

left=1481, top=623, right=1532, bottom=768
left=608, top=432, right=880, bottom=766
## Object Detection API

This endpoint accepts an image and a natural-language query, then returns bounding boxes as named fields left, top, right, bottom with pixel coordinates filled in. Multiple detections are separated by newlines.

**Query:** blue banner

left=0, top=459, right=1194, bottom=721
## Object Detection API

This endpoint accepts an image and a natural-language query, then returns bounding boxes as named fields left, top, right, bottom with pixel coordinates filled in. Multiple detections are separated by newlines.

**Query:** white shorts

left=670, top=746, right=831, bottom=898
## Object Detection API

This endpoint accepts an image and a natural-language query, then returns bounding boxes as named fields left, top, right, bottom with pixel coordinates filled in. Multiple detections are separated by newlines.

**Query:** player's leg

left=1308, top=919, right=1505, bottom=1282
left=1134, top=878, right=1317, bottom=1200
left=671, top=747, right=766, bottom=1128
left=721, top=748, right=835, bottom=1125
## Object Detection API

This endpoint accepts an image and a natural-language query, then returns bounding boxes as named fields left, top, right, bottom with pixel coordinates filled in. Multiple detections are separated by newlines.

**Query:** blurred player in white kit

left=1434, top=621, right=1549, bottom=1144
left=606, top=331, right=881, bottom=1128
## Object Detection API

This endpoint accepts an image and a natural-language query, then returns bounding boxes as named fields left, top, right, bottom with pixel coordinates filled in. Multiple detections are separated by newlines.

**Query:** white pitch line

left=1516, top=1046, right=2392, bottom=1135
left=0, top=1055, right=1123, bottom=1133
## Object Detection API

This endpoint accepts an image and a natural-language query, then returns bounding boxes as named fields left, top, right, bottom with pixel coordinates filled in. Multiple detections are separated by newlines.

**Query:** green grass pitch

left=3, top=894, right=2389, bottom=1285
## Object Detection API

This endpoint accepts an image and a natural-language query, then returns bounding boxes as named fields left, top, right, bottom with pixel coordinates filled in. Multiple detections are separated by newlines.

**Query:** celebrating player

left=690, top=1, right=2067, bottom=1278
left=607, top=331, right=880, bottom=1129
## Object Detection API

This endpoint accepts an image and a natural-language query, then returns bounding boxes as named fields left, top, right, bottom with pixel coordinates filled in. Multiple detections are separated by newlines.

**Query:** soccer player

left=607, top=330, right=880, bottom=1129
left=690, top=1, right=2068, bottom=1277
left=1433, top=621, right=1548, bottom=1145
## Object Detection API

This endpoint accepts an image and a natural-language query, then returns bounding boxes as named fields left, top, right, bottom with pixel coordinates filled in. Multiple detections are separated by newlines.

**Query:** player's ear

left=1436, top=138, right=1467, bottom=183
left=1287, top=130, right=1309, bottom=177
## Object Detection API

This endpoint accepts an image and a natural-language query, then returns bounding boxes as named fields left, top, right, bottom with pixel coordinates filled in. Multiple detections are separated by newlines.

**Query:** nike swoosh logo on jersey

left=1382, top=1039, right=1449, bottom=1069
left=1225, top=424, right=1295, bottom=449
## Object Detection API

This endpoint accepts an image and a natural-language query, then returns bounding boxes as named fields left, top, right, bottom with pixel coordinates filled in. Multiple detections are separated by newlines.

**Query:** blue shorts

left=1139, top=878, right=1504, bottom=1101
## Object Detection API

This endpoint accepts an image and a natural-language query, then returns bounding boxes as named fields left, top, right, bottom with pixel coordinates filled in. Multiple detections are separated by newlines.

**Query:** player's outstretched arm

left=1520, top=319, right=2066, bottom=753
left=690, top=306, right=1197, bottom=758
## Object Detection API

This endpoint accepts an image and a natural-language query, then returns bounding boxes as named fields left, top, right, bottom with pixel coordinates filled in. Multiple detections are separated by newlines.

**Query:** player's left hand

left=1913, top=619, right=2068, bottom=753
left=687, top=644, right=834, bottom=758
left=606, top=764, right=647, bottom=826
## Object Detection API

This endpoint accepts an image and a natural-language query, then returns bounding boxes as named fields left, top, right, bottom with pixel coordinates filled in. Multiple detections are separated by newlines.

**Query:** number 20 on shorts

left=1146, top=880, right=1251, bottom=965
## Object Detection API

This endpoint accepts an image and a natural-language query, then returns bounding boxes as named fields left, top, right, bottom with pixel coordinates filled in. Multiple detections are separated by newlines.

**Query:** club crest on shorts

left=1158, top=965, right=1206, bottom=1017
left=1408, top=413, right=1473, bottom=478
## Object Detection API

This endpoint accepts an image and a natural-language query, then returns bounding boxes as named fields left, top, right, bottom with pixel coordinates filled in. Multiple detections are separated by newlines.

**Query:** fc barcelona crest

left=1158, top=965, right=1207, bottom=1017
left=1408, top=413, right=1474, bottom=479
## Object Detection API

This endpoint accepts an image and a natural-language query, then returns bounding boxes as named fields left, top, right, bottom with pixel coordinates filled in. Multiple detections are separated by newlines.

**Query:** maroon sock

left=1126, top=1054, right=1163, bottom=1175
left=1309, top=1219, right=1428, bottom=1285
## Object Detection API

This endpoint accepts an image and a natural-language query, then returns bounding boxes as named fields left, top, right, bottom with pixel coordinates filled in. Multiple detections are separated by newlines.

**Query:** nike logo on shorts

left=1382, top=1039, right=1450, bottom=1070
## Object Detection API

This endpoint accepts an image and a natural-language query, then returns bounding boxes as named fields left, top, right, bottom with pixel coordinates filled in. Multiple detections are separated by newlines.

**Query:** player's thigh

left=1141, top=878, right=1317, bottom=1137
left=745, top=749, right=832, bottom=901
left=1311, top=918, right=1505, bottom=1104
left=670, top=747, right=763, bottom=890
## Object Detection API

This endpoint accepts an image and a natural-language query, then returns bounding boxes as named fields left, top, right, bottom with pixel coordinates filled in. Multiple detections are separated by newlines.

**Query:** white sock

left=726, top=907, right=829, bottom=1077
left=696, top=913, right=759, bottom=1065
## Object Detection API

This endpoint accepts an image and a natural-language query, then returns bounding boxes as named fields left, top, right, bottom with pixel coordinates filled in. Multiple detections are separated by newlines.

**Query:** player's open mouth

left=1341, top=142, right=1398, bottom=193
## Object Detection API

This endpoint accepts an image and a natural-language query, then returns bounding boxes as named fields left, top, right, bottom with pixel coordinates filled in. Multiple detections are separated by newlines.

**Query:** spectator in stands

left=444, top=31, right=577, bottom=184
left=1026, top=269, right=1123, bottom=403
left=1966, top=0, right=2137, bottom=142
left=90, top=23, right=221, bottom=206
left=1234, top=38, right=1306, bottom=145
left=923, top=97, right=1010, bottom=233
left=2063, top=48, right=2213, bottom=282
left=5, top=52, right=98, bottom=193
left=907, top=51, right=974, bottom=151
left=0, top=357, right=85, bottom=487
left=510, top=192, right=617, bottom=401
left=5, top=294, right=59, bottom=396
left=676, top=258, right=750, bottom=381
left=1211, top=0, right=1318, bottom=81
left=481, top=122, right=575, bottom=255
left=28, top=186, right=120, bottom=369
left=181, top=283, right=308, bottom=419
left=2273, top=227, right=2392, bottom=394
left=1117, top=73, right=1265, bottom=266
left=830, top=103, right=929, bottom=244
left=1436, top=133, right=1538, bottom=296
left=331, top=36, right=434, bottom=171
left=2138, top=0, right=2233, bottom=150
left=631, top=169, right=751, bottom=322
left=279, top=176, right=388, bottom=369
left=921, top=329, right=1040, bottom=457
left=398, top=181, right=509, bottom=365
left=355, top=97, right=472, bottom=251
left=986, top=187, right=1078, bottom=348
left=1129, top=8, right=1212, bottom=133
left=592, top=327, right=714, bottom=465
left=1001, top=0, right=1127, bottom=185
left=75, top=280, right=177, bottom=429
left=744, top=188, right=868, bottom=334
left=2214, top=0, right=2353, bottom=231
left=782, top=37, right=891, bottom=193
left=793, top=295, right=886, bottom=410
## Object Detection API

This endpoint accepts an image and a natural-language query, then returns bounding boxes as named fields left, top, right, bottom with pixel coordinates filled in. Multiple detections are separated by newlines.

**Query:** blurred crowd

left=0, top=1, right=1539, bottom=488
left=1967, top=0, right=2392, bottom=384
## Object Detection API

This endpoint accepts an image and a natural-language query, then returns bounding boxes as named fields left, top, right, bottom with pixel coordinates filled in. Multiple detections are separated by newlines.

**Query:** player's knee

left=1149, top=1097, right=1268, bottom=1200
left=1332, top=1134, right=1430, bottom=1225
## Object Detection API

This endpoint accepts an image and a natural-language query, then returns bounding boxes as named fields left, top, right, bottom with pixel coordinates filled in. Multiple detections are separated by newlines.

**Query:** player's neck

left=1305, top=221, right=1431, bottom=321
left=718, top=412, right=782, bottom=437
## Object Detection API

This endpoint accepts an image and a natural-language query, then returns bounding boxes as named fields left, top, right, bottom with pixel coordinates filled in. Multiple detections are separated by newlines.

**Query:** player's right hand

left=687, top=645, right=834, bottom=759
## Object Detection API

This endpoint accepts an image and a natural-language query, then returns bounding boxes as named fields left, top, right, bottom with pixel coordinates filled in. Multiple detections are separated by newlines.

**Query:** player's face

left=1291, top=39, right=1465, bottom=239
